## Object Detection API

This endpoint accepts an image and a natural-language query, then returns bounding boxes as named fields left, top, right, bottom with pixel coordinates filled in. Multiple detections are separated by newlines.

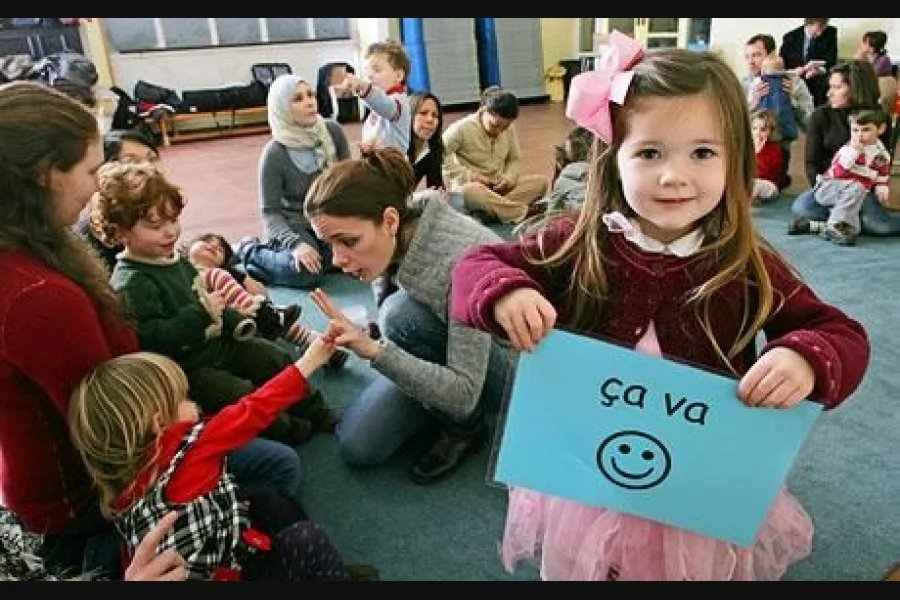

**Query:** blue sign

left=492, top=330, right=822, bottom=546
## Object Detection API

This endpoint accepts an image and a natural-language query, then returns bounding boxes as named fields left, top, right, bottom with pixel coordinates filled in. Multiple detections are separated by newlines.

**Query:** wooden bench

left=148, top=105, right=269, bottom=146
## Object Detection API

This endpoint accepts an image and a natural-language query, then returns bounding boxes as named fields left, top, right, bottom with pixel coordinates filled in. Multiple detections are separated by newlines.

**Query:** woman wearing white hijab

left=238, top=73, right=350, bottom=288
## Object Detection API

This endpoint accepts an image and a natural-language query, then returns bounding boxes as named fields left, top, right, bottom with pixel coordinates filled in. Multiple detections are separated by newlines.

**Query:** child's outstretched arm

left=295, top=324, right=337, bottom=378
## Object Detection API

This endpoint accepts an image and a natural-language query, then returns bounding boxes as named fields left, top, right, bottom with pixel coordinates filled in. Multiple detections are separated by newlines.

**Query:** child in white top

left=337, top=40, right=411, bottom=153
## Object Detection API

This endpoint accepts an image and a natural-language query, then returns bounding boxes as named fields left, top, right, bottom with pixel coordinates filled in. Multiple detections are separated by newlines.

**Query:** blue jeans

left=229, top=437, right=303, bottom=498
left=336, top=289, right=511, bottom=467
left=791, top=188, right=900, bottom=235
left=241, top=233, right=333, bottom=289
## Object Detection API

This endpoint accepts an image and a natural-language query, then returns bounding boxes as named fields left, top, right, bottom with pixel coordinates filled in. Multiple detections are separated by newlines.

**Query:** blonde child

left=186, top=232, right=349, bottom=370
left=90, top=161, right=336, bottom=445
left=450, top=32, right=870, bottom=581
left=67, top=344, right=358, bottom=580
left=337, top=39, right=411, bottom=153
left=750, top=109, right=782, bottom=202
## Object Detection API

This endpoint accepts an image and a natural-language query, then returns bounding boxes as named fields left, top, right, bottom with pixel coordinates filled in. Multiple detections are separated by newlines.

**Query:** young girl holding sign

left=450, top=32, right=870, bottom=581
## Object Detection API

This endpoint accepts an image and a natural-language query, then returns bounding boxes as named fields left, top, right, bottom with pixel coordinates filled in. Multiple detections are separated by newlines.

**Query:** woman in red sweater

left=0, top=81, right=139, bottom=577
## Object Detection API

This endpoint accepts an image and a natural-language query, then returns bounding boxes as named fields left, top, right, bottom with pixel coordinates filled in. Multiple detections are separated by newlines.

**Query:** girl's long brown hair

left=0, top=81, right=126, bottom=320
left=526, top=49, right=796, bottom=373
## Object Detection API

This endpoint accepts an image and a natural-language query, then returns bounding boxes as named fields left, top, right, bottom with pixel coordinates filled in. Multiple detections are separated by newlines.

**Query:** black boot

left=408, top=421, right=487, bottom=485
left=256, top=301, right=301, bottom=340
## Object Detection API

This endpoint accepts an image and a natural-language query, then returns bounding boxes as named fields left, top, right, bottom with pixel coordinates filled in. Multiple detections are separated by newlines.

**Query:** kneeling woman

left=305, top=147, right=513, bottom=485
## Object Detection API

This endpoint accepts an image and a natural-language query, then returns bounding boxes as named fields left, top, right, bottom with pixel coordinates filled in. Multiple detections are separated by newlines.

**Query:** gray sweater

left=257, top=119, right=350, bottom=249
left=371, top=191, right=510, bottom=420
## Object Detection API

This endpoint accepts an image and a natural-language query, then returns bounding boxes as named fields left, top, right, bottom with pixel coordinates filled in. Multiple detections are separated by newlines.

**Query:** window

left=103, top=17, right=351, bottom=53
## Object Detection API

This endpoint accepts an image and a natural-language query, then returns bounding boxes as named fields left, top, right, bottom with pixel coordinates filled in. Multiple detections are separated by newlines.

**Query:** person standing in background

left=780, top=18, right=838, bottom=107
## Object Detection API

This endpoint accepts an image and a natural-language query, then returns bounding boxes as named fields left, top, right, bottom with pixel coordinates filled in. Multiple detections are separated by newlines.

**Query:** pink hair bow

left=565, top=30, right=644, bottom=144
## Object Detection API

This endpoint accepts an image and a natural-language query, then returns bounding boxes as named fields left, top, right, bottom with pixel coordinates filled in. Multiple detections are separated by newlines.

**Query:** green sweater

left=110, top=252, right=248, bottom=370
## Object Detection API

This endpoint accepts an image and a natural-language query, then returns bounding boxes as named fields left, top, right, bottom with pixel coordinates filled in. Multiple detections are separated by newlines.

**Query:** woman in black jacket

left=406, top=92, right=445, bottom=189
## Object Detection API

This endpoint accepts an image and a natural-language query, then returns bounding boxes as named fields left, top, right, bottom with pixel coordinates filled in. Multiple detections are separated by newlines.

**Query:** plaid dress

left=116, top=422, right=249, bottom=580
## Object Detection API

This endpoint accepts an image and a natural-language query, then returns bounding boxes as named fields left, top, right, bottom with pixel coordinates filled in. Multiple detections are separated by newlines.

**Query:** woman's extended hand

left=310, top=288, right=380, bottom=359
left=124, top=511, right=187, bottom=581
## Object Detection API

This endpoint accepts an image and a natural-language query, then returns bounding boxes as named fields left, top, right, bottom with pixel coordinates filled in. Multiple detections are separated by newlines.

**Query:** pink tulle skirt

left=500, top=486, right=813, bottom=581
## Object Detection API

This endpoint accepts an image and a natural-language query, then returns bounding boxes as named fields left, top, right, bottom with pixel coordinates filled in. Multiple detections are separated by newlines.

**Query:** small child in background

left=791, top=108, right=891, bottom=246
left=67, top=346, right=364, bottom=581
left=750, top=109, right=782, bottom=203
left=186, top=233, right=349, bottom=370
left=546, top=125, right=593, bottom=211
left=337, top=39, right=411, bottom=153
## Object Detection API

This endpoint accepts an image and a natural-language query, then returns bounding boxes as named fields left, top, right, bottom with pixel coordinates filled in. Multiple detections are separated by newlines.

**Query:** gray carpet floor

left=267, top=197, right=899, bottom=581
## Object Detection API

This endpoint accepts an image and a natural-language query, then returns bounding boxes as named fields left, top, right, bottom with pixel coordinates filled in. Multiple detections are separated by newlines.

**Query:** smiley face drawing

left=596, top=430, right=671, bottom=490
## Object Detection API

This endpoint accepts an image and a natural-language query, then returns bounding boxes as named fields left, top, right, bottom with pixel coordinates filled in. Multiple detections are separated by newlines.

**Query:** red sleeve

left=165, top=366, right=308, bottom=502
left=450, top=215, right=575, bottom=337
left=760, top=251, right=870, bottom=409
left=3, top=280, right=131, bottom=418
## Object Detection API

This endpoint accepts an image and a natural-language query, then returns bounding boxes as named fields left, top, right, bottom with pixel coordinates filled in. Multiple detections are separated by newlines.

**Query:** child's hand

left=295, top=334, right=336, bottom=378
left=336, top=73, right=363, bottom=96
left=493, top=176, right=514, bottom=194
left=494, top=288, right=557, bottom=352
left=206, top=289, right=227, bottom=316
left=243, top=275, right=267, bottom=296
left=749, top=78, right=769, bottom=106
left=291, top=242, right=322, bottom=274
left=876, top=186, right=890, bottom=206
left=737, top=347, right=814, bottom=409
left=310, top=288, right=380, bottom=359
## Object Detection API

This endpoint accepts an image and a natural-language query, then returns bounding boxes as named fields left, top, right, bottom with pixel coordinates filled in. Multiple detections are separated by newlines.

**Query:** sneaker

left=408, top=422, right=487, bottom=486
left=823, top=222, right=858, bottom=246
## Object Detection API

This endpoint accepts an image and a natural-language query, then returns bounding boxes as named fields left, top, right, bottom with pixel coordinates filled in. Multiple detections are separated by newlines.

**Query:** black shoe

left=256, top=301, right=301, bottom=340
left=408, top=423, right=487, bottom=486
left=326, top=348, right=349, bottom=371
left=468, top=208, right=499, bottom=225
left=345, top=564, right=380, bottom=581
left=787, top=217, right=810, bottom=235
left=285, top=416, right=314, bottom=446
left=292, top=389, right=340, bottom=433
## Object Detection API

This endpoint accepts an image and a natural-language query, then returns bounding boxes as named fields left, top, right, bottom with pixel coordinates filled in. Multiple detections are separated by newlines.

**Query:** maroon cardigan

left=450, top=217, right=869, bottom=409
left=0, top=251, right=138, bottom=533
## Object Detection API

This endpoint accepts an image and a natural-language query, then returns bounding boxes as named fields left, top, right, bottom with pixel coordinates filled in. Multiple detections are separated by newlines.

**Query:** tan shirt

left=441, top=112, right=522, bottom=188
